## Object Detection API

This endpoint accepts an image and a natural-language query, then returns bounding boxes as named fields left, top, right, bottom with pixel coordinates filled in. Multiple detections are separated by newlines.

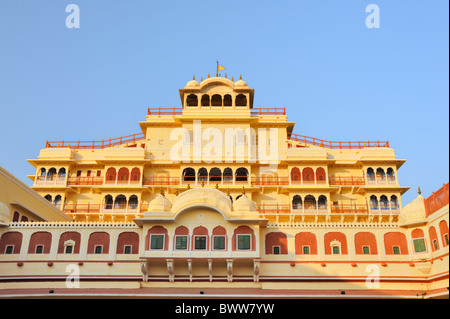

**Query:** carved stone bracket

left=187, top=259, right=193, bottom=282
left=140, top=259, right=148, bottom=282
left=166, top=259, right=174, bottom=282
left=208, top=259, right=213, bottom=282
left=226, top=259, right=233, bottom=283
left=253, top=259, right=261, bottom=283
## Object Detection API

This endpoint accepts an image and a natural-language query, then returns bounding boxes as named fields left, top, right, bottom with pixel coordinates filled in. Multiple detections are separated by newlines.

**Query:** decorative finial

left=232, top=76, right=234, bottom=81
left=160, top=187, right=165, bottom=196
left=201, top=180, right=205, bottom=187
left=240, top=74, right=242, bottom=80
left=193, top=75, right=195, bottom=80
left=215, top=183, right=219, bottom=189
left=242, top=186, right=245, bottom=195
left=201, top=76, right=203, bottom=82
left=418, top=187, right=421, bottom=195
left=225, top=73, right=227, bottom=78
left=227, top=188, right=230, bottom=196
left=187, top=184, right=190, bottom=190
left=208, top=73, right=210, bottom=78
left=175, top=188, right=179, bottom=196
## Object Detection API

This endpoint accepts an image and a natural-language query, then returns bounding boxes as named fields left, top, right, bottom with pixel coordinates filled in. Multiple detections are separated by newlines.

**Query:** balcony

left=35, top=176, right=66, bottom=186
left=366, top=176, right=397, bottom=185
left=329, top=176, right=365, bottom=186
left=46, top=133, right=145, bottom=149
left=251, top=177, right=289, bottom=186
left=63, top=203, right=141, bottom=220
left=369, top=204, right=401, bottom=215
left=143, top=176, right=180, bottom=186
left=331, top=204, right=368, bottom=215
left=67, top=176, right=104, bottom=186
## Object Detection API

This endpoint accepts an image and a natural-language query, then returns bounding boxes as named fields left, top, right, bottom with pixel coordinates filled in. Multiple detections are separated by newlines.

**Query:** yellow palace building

left=0, top=74, right=448, bottom=298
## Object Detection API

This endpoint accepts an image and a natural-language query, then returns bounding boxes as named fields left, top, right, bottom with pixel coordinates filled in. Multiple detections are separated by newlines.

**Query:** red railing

left=257, top=204, right=290, bottom=214
left=63, top=204, right=101, bottom=214
left=46, top=133, right=145, bottom=149
left=425, top=183, right=449, bottom=217
left=143, top=176, right=180, bottom=186
left=147, top=108, right=183, bottom=115
left=251, top=177, right=289, bottom=186
left=67, top=177, right=104, bottom=186
left=329, top=176, right=366, bottom=186
left=288, top=133, right=389, bottom=150
left=331, top=204, right=368, bottom=215
left=251, top=108, right=286, bottom=115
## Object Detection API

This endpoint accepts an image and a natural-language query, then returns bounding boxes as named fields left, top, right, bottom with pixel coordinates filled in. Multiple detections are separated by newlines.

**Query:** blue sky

left=0, top=0, right=448, bottom=204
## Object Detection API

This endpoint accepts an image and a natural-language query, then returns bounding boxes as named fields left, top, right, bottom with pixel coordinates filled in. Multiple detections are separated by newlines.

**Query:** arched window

left=390, top=195, right=399, bottom=209
left=13, top=212, right=20, bottom=222
left=376, top=168, right=385, bottom=181
left=106, top=168, right=117, bottom=183
left=209, top=167, right=222, bottom=182
left=367, top=167, right=375, bottom=181
left=302, top=167, right=315, bottom=183
left=186, top=94, right=198, bottom=107
left=58, top=168, right=66, bottom=180
left=235, top=94, right=247, bottom=107
left=211, top=94, right=222, bottom=107
left=316, top=168, right=326, bottom=183
left=387, top=168, right=395, bottom=181
left=235, top=167, right=249, bottom=182
left=198, top=168, right=208, bottom=182
left=380, top=195, right=389, bottom=210
left=104, top=195, right=113, bottom=210
left=114, top=195, right=127, bottom=209
left=39, top=168, right=46, bottom=179
left=201, top=94, right=210, bottom=107
left=223, top=167, right=233, bottom=182
left=117, top=168, right=129, bottom=183
left=304, top=195, right=317, bottom=210
left=54, top=195, right=62, bottom=207
left=44, top=194, right=52, bottom=202
left=130, top=168, right=141, bottom=182
left=223, top=94, right=232, bottom=106
left=318, top=195, right=327, bottom=209
left=129, top=195, right=138, bottom=209
left=292, top=195, right=302, bottom=210
left=20, top=215, right=28, bottom=222
left=291, top=167, right=301, bottom=183
left=370, top=195, right=379, bottom=209
left=47, top=168, right=56, bottom=181
left=182, top=168, right=195, bottom=182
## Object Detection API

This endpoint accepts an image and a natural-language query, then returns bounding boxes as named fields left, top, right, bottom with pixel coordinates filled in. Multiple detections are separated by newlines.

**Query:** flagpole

left=216, top=60, right=219, bottom=77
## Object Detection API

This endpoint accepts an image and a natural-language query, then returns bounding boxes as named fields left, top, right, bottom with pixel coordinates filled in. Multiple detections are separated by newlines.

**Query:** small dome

left=234, top=80, right=248, bottom=87
left=148, top=194, right=172, bottom=212
left=233, top=195, right=256, bottom=212
left=0, top=201, right=10, bottom=224
left=185, top=79, right=200, bottom=88
left=398, top=194, right=427, bottom=226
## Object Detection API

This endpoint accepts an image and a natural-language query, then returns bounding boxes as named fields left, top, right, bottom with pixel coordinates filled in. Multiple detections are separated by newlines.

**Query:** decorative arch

left=130, top=168, right=141, bottom=182
left=87, top=232, right=110, bottom=254
left=235, top=167, right=249, bottom=182
left=186, top=94, right=198, bottom=107
left=182, top=167, right=195, bottom=182
left=117, top=168, right=129, bottom=182
left=223, top=94, right=232, bottom=106
left=0, top=232, right=23, bottom=254
left=116, top=232, right=139, bottom=254
left=383, top=232, right=408, bottom=255
left=198, top=167, right=208, bottom=182
left=295, top=232, right=317, bottom=255
left=291, top=167, right=301, bottom=183
left=265, top=232, right=288, bottom=255
left=235, top=94, right=247, bottom=107
left=316, top=167, right=326, bottom=183
left=354, top=232, right=378, bottom=255
left=429, top=227, right=439, bottom=252
left=232, top=225, right=255, bottom=251
left=209, top=167, right=222, bottom=182
left=201, top=94, right=210, bottom=107
left=292, top=195, right=302, bottom=209
left=192, top=226, right=209, bottom=250
left=439, top=220, right=449, bottom=247
left=211, top=94, right=222, bottom=107
left=324, top=232, right=348, bottom=255
left=57, top=231, right=81, bottom=254
left=106, top=167, right=117, bottom=182
left=28, top=231, right=52, bottom=254
left=302, top=167, right=315, bottom=183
